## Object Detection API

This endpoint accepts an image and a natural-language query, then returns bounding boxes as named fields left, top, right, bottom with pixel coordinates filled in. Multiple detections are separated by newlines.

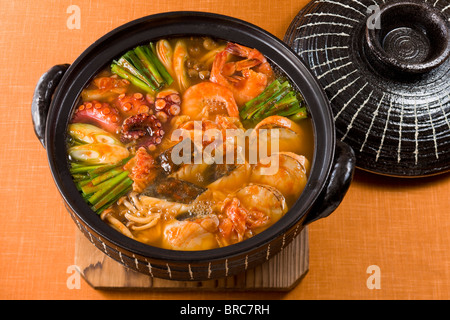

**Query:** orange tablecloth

left=1, top=0, right=449, bottom=300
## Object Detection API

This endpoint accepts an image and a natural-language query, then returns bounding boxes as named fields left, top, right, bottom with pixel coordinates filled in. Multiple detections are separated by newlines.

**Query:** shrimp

left=180, top=81, right=239, bottom=121
left=176, top=115, right=243, bottom=149
left=162, top=216, right=219, bottom=250
left=217, top=184, right=287, bottom=246
left=210, top=42, right=274, bottom=107
left=178, top=118, right=222, bottom=147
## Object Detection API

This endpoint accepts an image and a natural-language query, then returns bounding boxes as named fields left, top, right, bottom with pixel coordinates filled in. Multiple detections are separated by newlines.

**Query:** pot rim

left=45, top=11, right=335, bottom=262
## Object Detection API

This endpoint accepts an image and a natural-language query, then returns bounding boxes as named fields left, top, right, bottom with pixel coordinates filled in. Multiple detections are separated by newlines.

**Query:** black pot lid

left=285, top=0, right=450, bottom=177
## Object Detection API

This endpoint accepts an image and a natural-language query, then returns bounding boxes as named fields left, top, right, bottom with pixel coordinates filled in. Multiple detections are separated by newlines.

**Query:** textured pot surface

left=285, top=0, right=450, bottom=177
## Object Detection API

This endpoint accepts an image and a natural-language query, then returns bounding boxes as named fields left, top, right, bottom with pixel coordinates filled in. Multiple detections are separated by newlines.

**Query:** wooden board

left=75, top=227, right=309, bottom=291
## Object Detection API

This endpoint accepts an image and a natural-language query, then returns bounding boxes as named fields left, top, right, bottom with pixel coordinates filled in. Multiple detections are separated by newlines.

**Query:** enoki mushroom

left=100, top=209, right=135, bottom=239
left=101, top=192, right=161, bottom=237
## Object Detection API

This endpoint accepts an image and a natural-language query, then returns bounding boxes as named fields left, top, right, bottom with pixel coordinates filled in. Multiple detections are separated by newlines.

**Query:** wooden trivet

left=74, top=227, right=309, bottom=291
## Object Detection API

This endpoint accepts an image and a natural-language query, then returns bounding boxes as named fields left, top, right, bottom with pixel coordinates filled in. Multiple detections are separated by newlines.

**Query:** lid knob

left=365, top=0, right=449, bottom=74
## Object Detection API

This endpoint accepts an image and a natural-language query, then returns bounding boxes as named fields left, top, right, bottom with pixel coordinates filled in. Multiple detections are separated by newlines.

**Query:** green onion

left=94, top=184, right=133, bottom=215
left=264, top=92, right=298, bottom=116
left=71, top=173, right=89, bottom=181
left=70, top=164, right=106, bottom=174
left=82, top=170, right=129, bottom=197
left=77, top=179, right=92, bottom=187
left=134, top=46, right=165, bottom=87
left=240, top=79, right=282, bottom=118
left=87, top=157, right=131, bottom=175
left=148, top=42, right=174, bottom=85
left=69, top=157, right=134, bottom=214
left=111, top=43, right=175, bottom=94
left=289, top=107, right=309, bottom=121
left=122, top=53, right=155, bottom=88
left=86, top=171, right=128, bottom=204
left=91, top=178, right=133, bottom=212
left=90, top=167, right=124, bottom=186
left=249, top=83, right=291, bottom=120
left=239, top=78, right=308, bottom=122
left=111, top=63, right=156, bottom=94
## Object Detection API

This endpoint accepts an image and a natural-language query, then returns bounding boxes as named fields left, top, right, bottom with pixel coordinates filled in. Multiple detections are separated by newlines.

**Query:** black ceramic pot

left=31, top=12, right=355, bottom=281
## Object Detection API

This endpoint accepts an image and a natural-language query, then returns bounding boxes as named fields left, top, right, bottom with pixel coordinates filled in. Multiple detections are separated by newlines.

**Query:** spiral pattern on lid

left=284, top=0, right=450, bottom=177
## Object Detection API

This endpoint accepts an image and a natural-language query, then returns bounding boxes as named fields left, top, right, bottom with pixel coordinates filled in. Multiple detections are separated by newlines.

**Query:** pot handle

left=303, top=140, right=355, bottom=225
left=31, top=64, right=70, bottom=148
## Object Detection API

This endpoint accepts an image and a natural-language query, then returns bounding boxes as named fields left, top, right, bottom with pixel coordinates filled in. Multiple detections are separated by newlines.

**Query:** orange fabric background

left=1, top=0, right=449, bottom=300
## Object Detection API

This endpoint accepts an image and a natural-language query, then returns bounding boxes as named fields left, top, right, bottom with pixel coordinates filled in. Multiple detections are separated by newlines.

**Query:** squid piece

left=139, top=195, right=191, bottom=216
left=156, top=39, right=175, bottom=78
left=68, top=143, right=130, bottom=165
left=173, top=40, right=190, bottom=93
left=171, top=163, right=237, bottom=188
left=68, top=123, right=122, bottom=145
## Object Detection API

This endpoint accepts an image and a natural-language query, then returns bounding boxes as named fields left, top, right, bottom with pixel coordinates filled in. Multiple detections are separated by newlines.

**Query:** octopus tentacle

left=121, top=113, right=165, bottom=151
left=72, top=100, right=122, bottom=134
left=154, top=89, right=182, bottom=123
left=115, top=93, right=154, bottom=118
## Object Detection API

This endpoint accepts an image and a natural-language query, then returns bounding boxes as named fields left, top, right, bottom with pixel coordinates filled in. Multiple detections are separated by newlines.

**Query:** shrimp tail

left=210, top=50, right=228, bottom=85
left=225, top=42, right=267, bottom=63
